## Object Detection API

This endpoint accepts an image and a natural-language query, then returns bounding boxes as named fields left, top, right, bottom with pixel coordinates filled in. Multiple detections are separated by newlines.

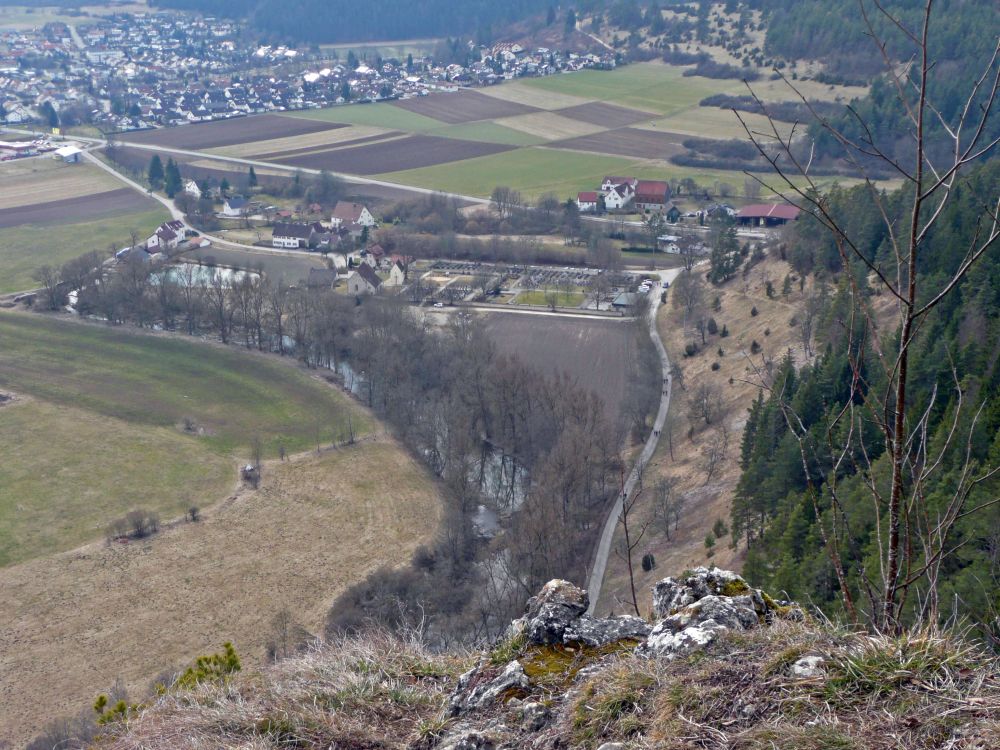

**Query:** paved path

left=585, top=266, right=683, bottom=615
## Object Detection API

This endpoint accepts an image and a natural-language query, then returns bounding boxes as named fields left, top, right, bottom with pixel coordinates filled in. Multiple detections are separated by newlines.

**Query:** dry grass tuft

left=98, top=634, right=464, bottom=749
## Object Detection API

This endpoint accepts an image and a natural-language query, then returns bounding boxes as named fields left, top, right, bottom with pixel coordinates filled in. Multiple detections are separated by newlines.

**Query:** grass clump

left=571, top=660, right=658, bottom=747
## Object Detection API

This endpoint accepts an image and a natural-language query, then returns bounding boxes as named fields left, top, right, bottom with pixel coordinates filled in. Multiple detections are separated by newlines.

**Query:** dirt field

left=270, top=133, right=515, bottom=174
left=119, top=115, right=346, bottom=151
left=477, top=80, right=593, bottom=110
left=549, top=127, right=688, bottom=160
left=0, top=440, right=442, bottom=748
left=0, top=187, right=158, bottom=229
left=554, top=101, right=657, bottom=128
left=0, top=161, right=121, bottom=210
left=480, top=312, right=633, bottom=425
left=391, top=88, right=540, bottom=123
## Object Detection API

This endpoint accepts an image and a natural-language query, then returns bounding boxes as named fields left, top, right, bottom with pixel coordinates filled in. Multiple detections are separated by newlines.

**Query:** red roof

left=737, top=203, right=801, bottom=220
left=578, top=191, right=598, bottom=202
left=635, top=180, right=669, bottom=201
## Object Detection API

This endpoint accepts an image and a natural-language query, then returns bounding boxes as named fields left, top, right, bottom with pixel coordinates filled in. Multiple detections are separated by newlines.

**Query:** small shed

left=53, top=145, right=83, bottom=163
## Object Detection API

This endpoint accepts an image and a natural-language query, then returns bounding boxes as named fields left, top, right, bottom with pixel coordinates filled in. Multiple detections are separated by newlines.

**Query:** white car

left=433, top=302, right=444, bottom=308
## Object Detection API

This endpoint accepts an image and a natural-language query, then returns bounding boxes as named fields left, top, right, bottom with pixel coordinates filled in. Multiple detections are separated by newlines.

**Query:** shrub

left=750, top=340, right=761, bottom=354
left=720, top=324, right=729, bottom=337
left=684, top=342, right=699, bottom=357
left=711, top=362, right=721, bottom=371
left=712, top=519, right=729, bottom=538
left=707, top=317, right=718, bottom=335
left=750, top=306, right=759, bottom=317
left=641, top=552, right=656, bottom=572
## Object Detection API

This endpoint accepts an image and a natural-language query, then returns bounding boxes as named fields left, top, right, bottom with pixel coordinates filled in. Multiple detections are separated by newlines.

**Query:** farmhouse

left=346, top=263, right=382, bottom=295
left=634, top=180, right=671, bottom=212
left=600, top=176, right=636, bottom=211
left=736, top=203, right=801, bottom=227
left=362, top=244, right=385, bottom=268
left=576, top=191, right=598, bottom=213
left=184, top=179, right=202, bottom=198
left=222, top=195, right=249, bottom=217
left=330, top=201, right=376, bottom=229
left=146, top=220, right=185, bottom=252
left=272, top=222, right=318, bottom=249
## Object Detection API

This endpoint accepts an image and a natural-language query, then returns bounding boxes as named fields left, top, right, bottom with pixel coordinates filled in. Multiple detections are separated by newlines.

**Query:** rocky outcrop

left=448, top=568, right=795, bottom=720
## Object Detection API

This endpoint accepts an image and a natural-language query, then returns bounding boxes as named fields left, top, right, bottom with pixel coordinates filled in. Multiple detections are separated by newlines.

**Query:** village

left=1, top=9, right=618, bottom=132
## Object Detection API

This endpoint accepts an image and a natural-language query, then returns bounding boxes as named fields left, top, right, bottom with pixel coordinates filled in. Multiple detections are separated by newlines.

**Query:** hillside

left=78, top=568, right=1000, bottom=749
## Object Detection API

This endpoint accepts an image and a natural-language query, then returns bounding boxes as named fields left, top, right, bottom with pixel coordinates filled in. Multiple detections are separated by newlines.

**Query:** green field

left=0, top=313, right=369, bottom=456
left=0, top=208, right=169, bottom=294
left=515, top=289, right=587, bottom=307
left=290, top=102, right=444, bottom=132
left=518, top=63, right=743, bottom=116
left=0, top=312, right=371, bottom=564
left=378, top=147, right=647, bottom=200
left=0, top=398, right=232, bottom=566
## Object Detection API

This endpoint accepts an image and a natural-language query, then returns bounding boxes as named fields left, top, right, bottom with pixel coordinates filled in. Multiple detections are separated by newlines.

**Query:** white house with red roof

left=576, top=191, right=599, bottom=213
left=600, top=176, right=637, bottom=210
left=145, top=220, right=185, bottom=251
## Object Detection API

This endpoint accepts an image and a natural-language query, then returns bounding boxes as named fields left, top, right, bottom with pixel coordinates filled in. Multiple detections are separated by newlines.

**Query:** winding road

left=585, top=266, right=680, bottom=615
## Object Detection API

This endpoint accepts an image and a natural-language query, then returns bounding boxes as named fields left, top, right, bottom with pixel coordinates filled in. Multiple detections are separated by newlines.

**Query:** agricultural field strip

left=0, top=163, right=123, bottom=209
left=270, top=133, right=516, bottom=175
left=253, top=131, right=409, bottom=161
left=0, top=187, right=158, bottom=229
left=496, top=110, right=609, bottom=140
left=209, top=124, right=396, bottom=158
left=547, top=127, right=688, bottom=160
left=119, top=114, right=347, bottom=151
left=391, top=87, right=542, bottom=123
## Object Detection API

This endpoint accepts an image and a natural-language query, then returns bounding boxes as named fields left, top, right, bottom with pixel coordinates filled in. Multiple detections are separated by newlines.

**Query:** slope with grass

left=1, top=440, right=443, bottom=748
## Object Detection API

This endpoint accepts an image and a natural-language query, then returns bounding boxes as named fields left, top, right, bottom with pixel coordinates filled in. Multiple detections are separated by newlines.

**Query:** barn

left=736, top=203, right=801, bottom=227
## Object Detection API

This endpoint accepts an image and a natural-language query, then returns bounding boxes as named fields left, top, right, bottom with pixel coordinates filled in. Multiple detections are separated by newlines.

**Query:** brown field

left=252, top=130, right=405, bottom=160
left=548, top=127, right=688, bottom=160
left=119, top=115, right=345, bottom=151
left=0, top=161, right=121, bottom=210
left=0, top=188, right=159, bottom=229
left=391, top=88, right=540, bottom=123
left=480, top=312, right=632, bottom=425
left=270, top=134, right=515, bottom=174
left=554, top=101, right=657, bottom=128
left=210, top=124, right=396, bottom=158
left=0, top=440, right=442, bottom=747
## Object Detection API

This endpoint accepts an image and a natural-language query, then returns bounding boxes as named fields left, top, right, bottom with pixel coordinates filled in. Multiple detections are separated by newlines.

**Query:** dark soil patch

left=0, top=188, right=158, bottom=229
left=266, top=134, right=515, bottom=174
left=391, top=88, right=540, bottom=123
left=548, top=127, right=686, bottom=160
left=118, top=115, right=345, bottom=150
left=554, top=101, right=657, bottom=128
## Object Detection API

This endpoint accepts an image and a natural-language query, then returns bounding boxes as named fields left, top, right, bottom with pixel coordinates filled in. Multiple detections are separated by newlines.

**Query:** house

left=386, top=260, right=406, bottom=287
left=183, top=179, right=202, bottom=198
left=362, top=243, right=385, bottom=268
left=611, top=291, right=640, bottom=310
left=330, top=201, right=376, bottom=229
left=115, top=245, right=152, bottom=263
left=576, top=191, right=598, bottom=213
left=602, top=183, right=633, bottom=210
left=52, top=144, right=82, bottom=163
left=600, top=176, right=637, bottom=193
left=346, top=263, right=382, bottom=295
left=222, top=195, right=249, bottom=217
left=306, top=267, right=338, bottom=289
left=634, top=180, right=671, bottom=212
left=736, top=203, right=801, bottom=227
left=272, top=222, right=317, bottom=249
left=145, top=219, right=185, bottom=251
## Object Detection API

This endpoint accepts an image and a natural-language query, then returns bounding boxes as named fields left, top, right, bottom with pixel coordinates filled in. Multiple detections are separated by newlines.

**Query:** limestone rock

left=450, top=660, right=529, bottom=716
left=520, top=701, right=550, bottom=731
left=436, top=730, right=497, bottom=750
left=792, top=655, right=826, bottom=678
